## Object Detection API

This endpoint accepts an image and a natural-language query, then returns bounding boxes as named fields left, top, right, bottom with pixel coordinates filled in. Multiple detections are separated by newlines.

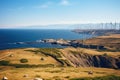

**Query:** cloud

left=34, top=2, right=52, bottom=9
left=34, top=0, right=71, bottom=9
left=60, top=0, right=70, bottom=6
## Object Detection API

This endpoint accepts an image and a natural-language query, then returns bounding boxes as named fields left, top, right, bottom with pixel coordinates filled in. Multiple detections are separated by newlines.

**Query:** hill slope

left=0, top=48, right=120, bottom=80
left=0, top=47, right=120, bottom=68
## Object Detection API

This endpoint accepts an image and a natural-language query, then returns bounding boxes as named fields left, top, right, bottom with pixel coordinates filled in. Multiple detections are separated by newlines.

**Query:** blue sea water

left=0, top=29, right=95, bottom=50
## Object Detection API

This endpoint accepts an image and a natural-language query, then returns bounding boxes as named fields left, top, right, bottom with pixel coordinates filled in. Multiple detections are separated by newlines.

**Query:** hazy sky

left=0, top=0, right=120, bottom=27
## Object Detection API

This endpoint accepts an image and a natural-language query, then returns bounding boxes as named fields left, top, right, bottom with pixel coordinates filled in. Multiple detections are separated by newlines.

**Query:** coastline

left=0, top=34, right=120, bottom=80
left=10, top=33, right=120, bottom=51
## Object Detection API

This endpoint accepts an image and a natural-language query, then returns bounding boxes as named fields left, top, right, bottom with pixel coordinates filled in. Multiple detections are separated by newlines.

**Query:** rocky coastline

left=15, top=38, right=105, bottom=50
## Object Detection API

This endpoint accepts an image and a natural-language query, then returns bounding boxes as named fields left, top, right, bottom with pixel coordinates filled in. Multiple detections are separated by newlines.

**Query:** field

left=0, top=67, right=120, bottom=80
left=83, top=34, right=120, bottom=51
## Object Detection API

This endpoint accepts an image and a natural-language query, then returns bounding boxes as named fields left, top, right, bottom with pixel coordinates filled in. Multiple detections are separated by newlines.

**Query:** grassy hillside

left=83, top=34, right=120, bottom=51
left=0, top=47, right=120, bottom=80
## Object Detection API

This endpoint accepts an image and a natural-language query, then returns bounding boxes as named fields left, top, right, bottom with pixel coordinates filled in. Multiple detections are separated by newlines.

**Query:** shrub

left=9, top=64, right=54, bottom=68
left=20, top=58, right=28, bottom=63
left=35, top=74, right=41, bottom=77
left=64, top=76, right=70, bottom=78
left=40, top=57, right=44, bottom=61
left=0, top=60, right=10, bottom=66
left=103, top=53, right=108, bottom=56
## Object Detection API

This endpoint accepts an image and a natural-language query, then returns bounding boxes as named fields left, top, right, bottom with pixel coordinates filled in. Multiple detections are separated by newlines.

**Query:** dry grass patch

left=0, top=67, right=120, bottom=80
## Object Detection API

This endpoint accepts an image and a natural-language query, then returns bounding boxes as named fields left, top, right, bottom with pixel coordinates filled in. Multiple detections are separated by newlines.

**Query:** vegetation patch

left=38, top=48, right=62, bottom=58
left=64, top=76, right=70, bottom=78
left=70, top=51, right=80, bottom=54
left=20, top=58, right=28, bottom=63
left=25, top=50, right=40, bottom=54
left=70, top=50, right=85, bottom=54
left=59, top=59, right=72, bottom=66
left=35, top=74, right=41, bottom=77
left=40, top=57, right=44, bottom=61
left=0, top=62, right=54, bottom=68
left=26, top=48, right=62, bottom=58
left=26, top=48, right=72, bottom=66
left=9, top=64, right=54, bottom=68
left=53, top=76, right=61, bottom=80
left=103, top=53, right=108, bottom=56
left=0, top=60, right=10, bottom=66
left=47, top=70, right=61, bottom=73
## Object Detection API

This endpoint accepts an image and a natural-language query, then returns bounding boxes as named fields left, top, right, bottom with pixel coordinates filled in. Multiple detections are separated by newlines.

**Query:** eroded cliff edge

left=61, top=49, right=120, bottom=69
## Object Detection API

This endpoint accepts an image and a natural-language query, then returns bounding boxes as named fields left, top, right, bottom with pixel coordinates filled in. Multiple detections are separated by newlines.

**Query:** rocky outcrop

left=41, top=39, right=106, bottom=50
left=42, top=38, right=71, bottom=46
left=63, top=52, right=120, bottom=69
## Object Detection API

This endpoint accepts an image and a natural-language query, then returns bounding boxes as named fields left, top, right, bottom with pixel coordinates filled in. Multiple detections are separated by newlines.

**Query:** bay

left=0, top=29, right=95, bottom=50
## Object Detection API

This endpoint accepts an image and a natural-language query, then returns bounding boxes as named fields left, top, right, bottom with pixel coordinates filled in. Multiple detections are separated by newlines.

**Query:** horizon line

left=0, top=22, right=120, bottom=28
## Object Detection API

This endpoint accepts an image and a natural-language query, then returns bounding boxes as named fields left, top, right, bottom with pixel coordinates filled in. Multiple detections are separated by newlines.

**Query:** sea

left=0, top=29, right=95, bottom=50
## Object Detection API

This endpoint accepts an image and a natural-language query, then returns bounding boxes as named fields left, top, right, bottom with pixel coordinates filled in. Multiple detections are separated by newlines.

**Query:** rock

left=23, top=74, right=28, bottom=77
left=2, top=76, right=8, bottom=80
left=9, top=54, right=14, bottom=57
left=44, top=39, right=56, bottom=43
left=56, top=39, right=70, bottom=45
left=88, top=71, right=93, bottom=75
left=40, top=57, right=44, bottom=61
left=33, top=78, right=43, bottom=80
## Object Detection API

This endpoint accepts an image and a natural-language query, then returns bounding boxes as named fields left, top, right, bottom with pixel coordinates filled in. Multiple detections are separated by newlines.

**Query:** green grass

left=26, top=48, right=72, bottom=67
left=26, top=48, right=62, bottom=58
left=9, top=64, right=54, bottom=68
left=59, top=59, right=72, bottom=66
left=38, top=48, right=62, bottom=58
left=70, top=75, right=120, bottom=80
left=20, top=58, right=28, bottom=63
left=0, top=60, right=54, bottom=68
left=70, top=50, right=84, bottom=54
left=47, top=70, right=61, bottom=73
left=0, top=60, right=10, bottom=66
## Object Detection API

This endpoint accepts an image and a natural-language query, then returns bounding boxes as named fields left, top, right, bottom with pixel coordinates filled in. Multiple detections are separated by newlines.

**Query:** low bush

left=40, top=57, right=44, bottom=61
left=0, top=60, right=10, bottom=66
left=103, top=53, right=108, bottom=56
left=20, top=58, right=28, bottom=63
left=9, top=64, right=54, bottom=68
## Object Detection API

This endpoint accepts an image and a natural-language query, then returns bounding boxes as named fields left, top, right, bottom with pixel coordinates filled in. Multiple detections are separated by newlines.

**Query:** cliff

left=63, top=50, right=120, bottom=69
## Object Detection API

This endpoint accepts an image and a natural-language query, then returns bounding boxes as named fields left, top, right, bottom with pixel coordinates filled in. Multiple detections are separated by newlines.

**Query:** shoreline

left=5, top=33, right=119, bottom=51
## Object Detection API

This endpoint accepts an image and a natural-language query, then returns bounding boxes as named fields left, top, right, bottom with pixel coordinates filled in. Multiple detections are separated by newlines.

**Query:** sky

left=0, top=0, right=120, bottom=28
